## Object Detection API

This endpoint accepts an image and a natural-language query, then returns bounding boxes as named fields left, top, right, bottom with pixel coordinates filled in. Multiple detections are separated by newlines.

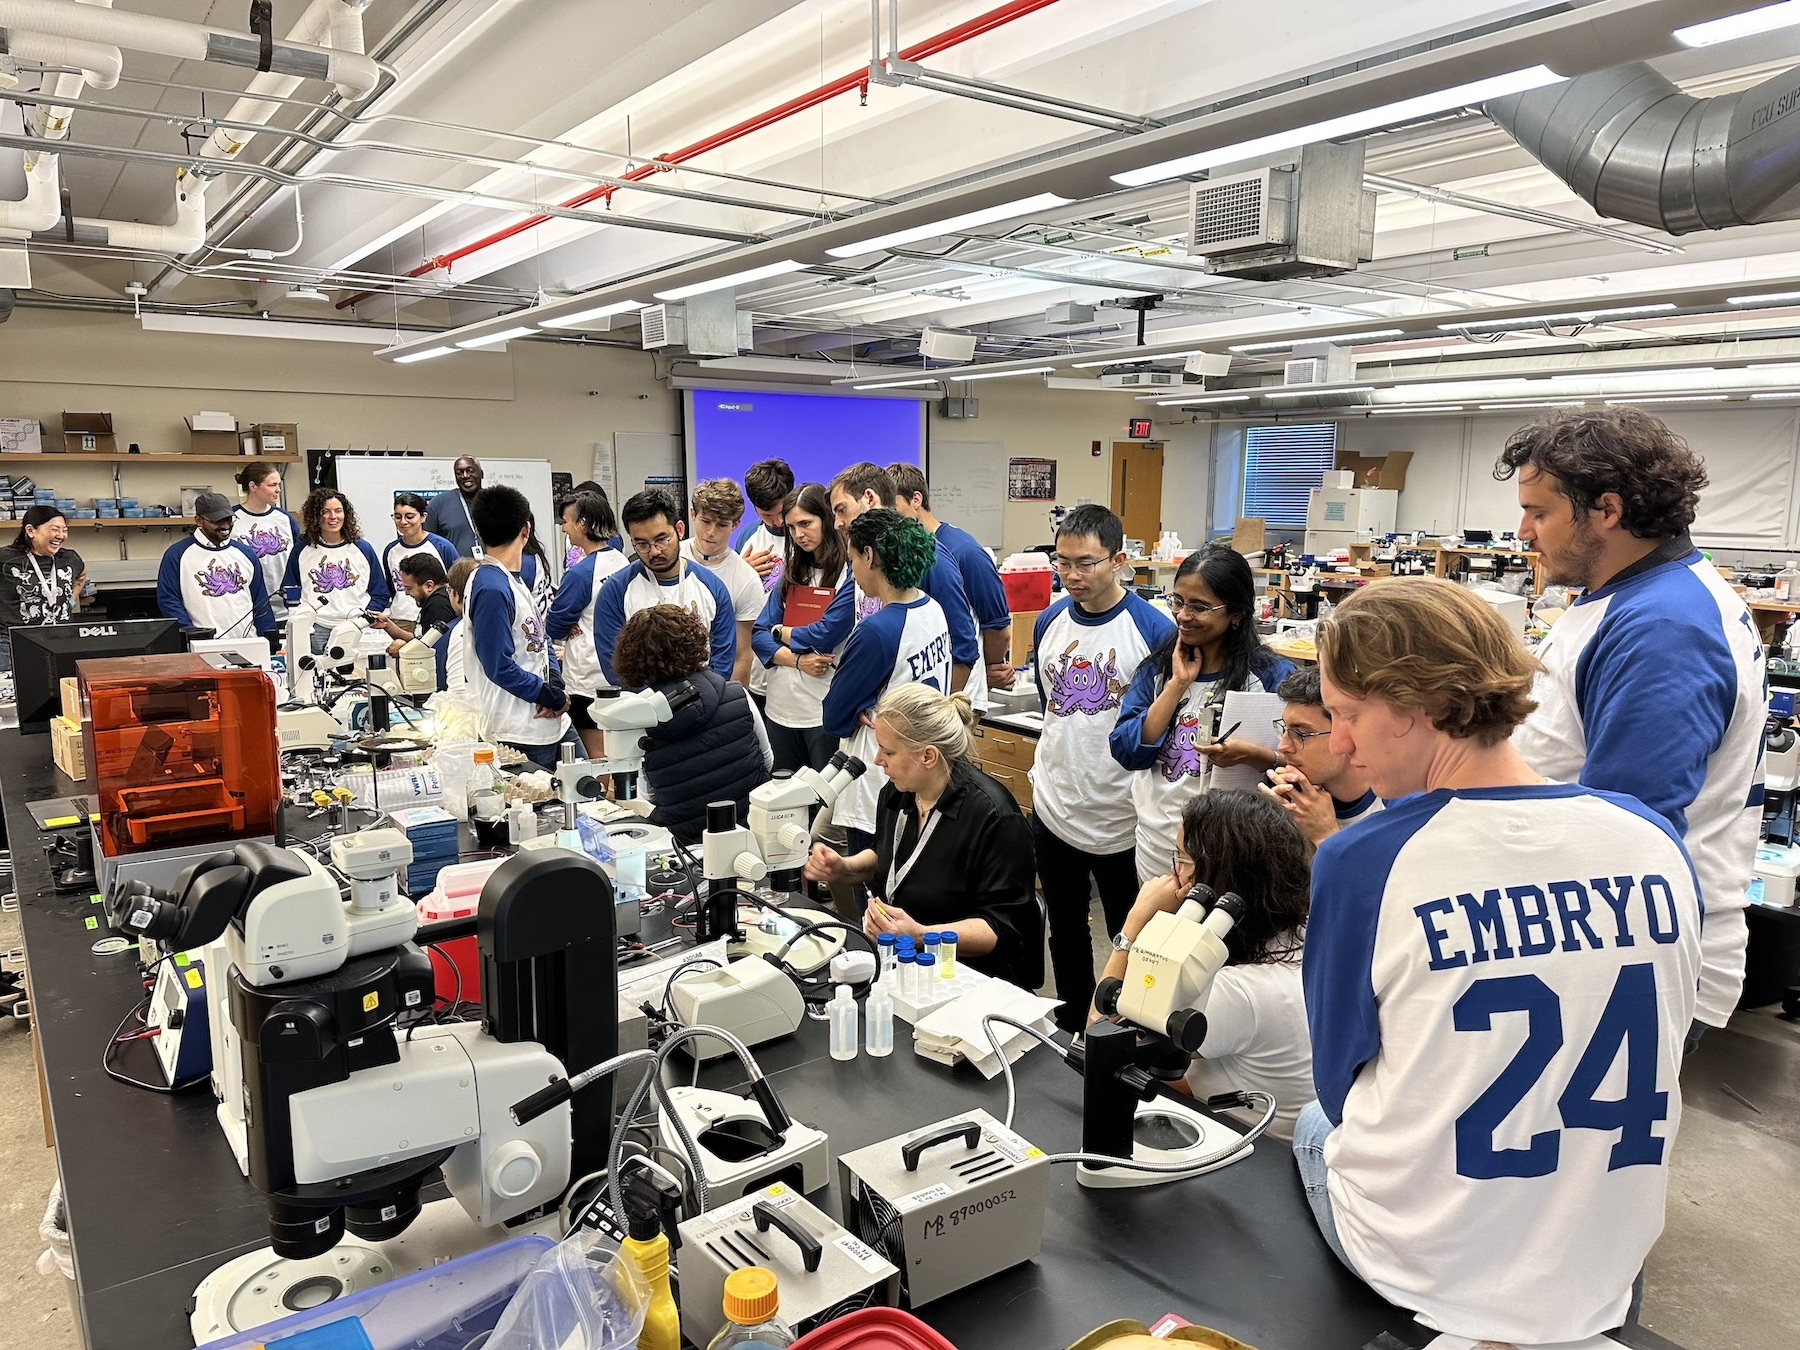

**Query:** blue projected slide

left=686, top=388, right=925, bottom=492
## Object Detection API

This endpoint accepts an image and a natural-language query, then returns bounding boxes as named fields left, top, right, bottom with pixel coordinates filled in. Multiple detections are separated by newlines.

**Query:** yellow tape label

left=184, top=969, right=203, bottom=990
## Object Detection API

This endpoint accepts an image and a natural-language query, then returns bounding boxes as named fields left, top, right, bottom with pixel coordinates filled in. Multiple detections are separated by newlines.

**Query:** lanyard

left=27, top=553, right=61, bottom=619
left=886, top=804, right=944, bottom=900
left=456, top=492, right=484, bottom=558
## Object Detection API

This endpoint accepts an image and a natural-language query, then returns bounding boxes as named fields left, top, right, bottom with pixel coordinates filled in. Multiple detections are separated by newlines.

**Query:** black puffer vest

left=641, top=669, right=768, bottom=843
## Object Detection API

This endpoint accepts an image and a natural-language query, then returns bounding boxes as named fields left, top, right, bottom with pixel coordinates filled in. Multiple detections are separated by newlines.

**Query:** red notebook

left=783, top=585, right=837, bottom=628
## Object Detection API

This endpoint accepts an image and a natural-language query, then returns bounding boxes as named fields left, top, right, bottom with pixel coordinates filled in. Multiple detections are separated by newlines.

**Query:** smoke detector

left=287, top=287, right=330, bottom=303
left=125, top=282, right=148, bottom=298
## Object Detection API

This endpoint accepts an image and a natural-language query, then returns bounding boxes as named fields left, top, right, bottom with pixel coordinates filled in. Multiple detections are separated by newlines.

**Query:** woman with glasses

left=1109, top=546, right=1294, bottom=883
left=373, top=492, right=460, bottom=640
left=1090, top=789, right=1313, bottom=1139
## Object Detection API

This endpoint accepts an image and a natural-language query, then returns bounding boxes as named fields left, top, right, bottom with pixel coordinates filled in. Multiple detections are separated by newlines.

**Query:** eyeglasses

left=1052, top=554, right=1115, bottom=574
left=1171, top=851, right=1194, bottom=877
left=1273, top=718, right=1330, bottom=743
left=631, top=532, right=678, bottom=552
left=1163, top=596, right=1228, bottom=617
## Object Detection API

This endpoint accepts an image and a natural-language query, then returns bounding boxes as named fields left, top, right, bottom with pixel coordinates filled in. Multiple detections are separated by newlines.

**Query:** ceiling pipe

left=0, top=152, right=59, bottom=236
left=202, top=0, right=369, bottom=166
left=336, top=0, right=1065, bottom=308
left=65, top=168, right=207, bottom=252
left=1485, top=59, right=1800, bottom=233
left=0, top=0, right=382, bottom=100
left=5, top=30, right=122, bottom=89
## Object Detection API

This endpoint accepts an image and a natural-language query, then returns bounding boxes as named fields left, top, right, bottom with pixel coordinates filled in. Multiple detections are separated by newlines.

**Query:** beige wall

left=928, top=380, right=1141, bottom=554
left=0, top=308, right=677, bottom=560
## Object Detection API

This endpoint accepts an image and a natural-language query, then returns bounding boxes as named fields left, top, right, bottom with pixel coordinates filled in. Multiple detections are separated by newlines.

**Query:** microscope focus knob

left=487, top=1140, right=544, bottom=1199
left=735, top=851, right=769, bottom=882
left=775, top=824, right=810, bottom=851
left=1093, top=976, right=1123, bottom=1019
left=1166, top=1007, right=1209, bottom=1055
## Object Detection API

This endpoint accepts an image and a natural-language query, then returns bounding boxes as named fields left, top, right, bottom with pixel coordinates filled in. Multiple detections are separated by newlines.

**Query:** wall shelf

left=0, top=453, right=301, bottom=465
left=66, top=518, right=199, bottom=529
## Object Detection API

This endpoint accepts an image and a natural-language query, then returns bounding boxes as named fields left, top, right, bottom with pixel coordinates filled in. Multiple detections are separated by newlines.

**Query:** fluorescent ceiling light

left=1071, top=348, right=1214, bottom=368
left=1477, top=399, right=1587, bottom=410
left=1728, top=289, right=1800, bottom=306
left=455, top=325, right=538, bottom=350
left=1751, top=362, right=1800, bottom=374
left=143, top=313, right=397, bottom=345
left=1677, top=1, right=1800, bottom=47
left=853, top=377, right=941, bottom=390
left=1267, top=384, right=1375, bottom=400
left=1154, top=393, right=1251, bottom=406
left=1371, top=404, right=1464, bottom=413
left=1750, top=391, right=1800, bottom=400
left=1438, top=304, right=1677, bottom=332
left=393, top=345, right=456, bottom=364
left=953, top=365, right=1056, bottom=382
left=654, top=259, right=807, bottom=301
left=540, top=299, right=645, bottom=330
left=1603, top=394, right=1731, bottom=406
left=1228, top=328, right=1405, bottom=353
left=1112, top=67, right=1563, bottom=187
left=826, top=194, right=1073, bottom=260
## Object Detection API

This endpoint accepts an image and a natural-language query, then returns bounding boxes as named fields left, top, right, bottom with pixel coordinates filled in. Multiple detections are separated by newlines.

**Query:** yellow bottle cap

left=721, top=1266, right=780, bottom=1325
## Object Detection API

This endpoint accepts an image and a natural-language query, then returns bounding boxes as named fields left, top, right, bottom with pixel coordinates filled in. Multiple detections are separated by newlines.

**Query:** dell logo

left=79, top=626, right=118, bottom=637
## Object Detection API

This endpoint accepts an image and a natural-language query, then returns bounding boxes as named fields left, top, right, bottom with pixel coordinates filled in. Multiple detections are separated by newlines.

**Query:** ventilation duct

left=1188, top=141, right=1375, bottom=281
left=1486, top=62, right=1800, bottom=234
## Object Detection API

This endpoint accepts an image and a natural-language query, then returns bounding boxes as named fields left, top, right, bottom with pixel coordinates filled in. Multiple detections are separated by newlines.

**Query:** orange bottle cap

left=721, top=1266, right=780, bottom=1325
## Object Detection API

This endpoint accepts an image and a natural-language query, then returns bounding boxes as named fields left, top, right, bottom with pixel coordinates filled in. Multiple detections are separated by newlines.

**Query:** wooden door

left=1110, top=442, right=1163, bottom=547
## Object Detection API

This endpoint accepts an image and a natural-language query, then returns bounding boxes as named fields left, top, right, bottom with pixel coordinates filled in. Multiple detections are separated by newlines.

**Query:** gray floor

left=0, top=896, right=1792, bottom=1349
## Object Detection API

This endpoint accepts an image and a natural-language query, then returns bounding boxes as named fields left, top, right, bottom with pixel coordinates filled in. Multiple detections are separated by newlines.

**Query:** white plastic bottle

left=829, top=984, right=858, bottom=1061
left=1778, top=560, right=1800, bottom=603
left=865, top=982, right=893, bottom=1058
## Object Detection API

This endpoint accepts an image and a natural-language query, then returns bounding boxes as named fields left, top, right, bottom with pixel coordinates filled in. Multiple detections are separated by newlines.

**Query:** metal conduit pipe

left=203, top=0, right=370, bottom=164
left=1485, top=61, right=1800, bottom=235
left=0, top=0, right=382, bottom=100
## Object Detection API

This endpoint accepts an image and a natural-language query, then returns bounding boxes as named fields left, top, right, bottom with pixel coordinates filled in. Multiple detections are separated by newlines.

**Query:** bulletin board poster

left=1008, top=457, right=1057, bottom=501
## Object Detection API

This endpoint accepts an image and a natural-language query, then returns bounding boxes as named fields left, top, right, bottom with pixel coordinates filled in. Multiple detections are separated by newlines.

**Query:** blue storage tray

left=199, top=1235, right=554, bottom=1350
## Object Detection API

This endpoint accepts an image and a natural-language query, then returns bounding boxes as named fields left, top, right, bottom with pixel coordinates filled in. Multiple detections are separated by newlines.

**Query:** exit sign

left=1128, top=417, right=1153, bottom=439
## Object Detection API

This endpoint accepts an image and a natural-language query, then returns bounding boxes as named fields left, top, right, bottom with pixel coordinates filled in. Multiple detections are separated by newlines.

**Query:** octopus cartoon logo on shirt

left=310, top=558, right=357, bottom=594
left=197, top=560, right=248, bottom=598
left=521, top=612, right=548, bottom=654
left=1043, top=641, right=1126, bottom=718
left=243, top=524, right=287, bottom=559
left=1158, top=711, right=1208, bottom=782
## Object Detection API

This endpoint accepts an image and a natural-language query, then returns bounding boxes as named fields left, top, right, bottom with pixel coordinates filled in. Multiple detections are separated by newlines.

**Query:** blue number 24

left=1452, top=963, right=1668, bottom=1180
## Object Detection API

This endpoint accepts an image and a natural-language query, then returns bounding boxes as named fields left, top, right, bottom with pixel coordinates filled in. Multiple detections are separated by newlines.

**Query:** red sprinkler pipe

left=339, top=0, right=1064, bottom=309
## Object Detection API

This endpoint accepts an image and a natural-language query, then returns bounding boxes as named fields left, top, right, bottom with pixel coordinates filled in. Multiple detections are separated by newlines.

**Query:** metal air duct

left=1485, top=62, right=1800, bottom=234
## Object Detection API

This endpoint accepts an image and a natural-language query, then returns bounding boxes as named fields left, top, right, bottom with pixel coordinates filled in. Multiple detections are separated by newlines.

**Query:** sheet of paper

left=1210, top=689, right=1286, bottom=793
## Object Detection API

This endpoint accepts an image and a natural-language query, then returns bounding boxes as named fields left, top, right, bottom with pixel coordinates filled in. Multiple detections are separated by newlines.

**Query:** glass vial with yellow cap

left=707, top=1266, right=796, bottom=1349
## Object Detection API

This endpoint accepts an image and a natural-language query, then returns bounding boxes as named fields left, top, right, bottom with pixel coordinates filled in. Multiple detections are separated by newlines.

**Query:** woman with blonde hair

left=1298, top=576, right=1701, bottom=1343
left=804, top=682, right=1041, bottom=987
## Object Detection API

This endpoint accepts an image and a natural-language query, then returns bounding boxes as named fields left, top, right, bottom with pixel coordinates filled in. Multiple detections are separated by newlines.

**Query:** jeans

left=1684, top=1018, right=1706, bottom=1057
left=1292, top=1102, right=1356, bottom=1272
left=503, top=730, right=578, bottom=772
left=767, top=720, right=838, bottom=774
left=1031, top=814, right=1139, bottom=1031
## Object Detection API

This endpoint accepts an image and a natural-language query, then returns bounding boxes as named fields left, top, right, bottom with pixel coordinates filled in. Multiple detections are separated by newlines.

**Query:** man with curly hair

left=1498, top=407, right=1762, bottom=1050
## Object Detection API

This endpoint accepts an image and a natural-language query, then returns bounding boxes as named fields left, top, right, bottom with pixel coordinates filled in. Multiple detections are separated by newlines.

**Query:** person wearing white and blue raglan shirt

left=1299, top=578, right=1701, bottom=1344
left=592, top=488, right=735, bottom=686
left=1111, top=546, right=1293, bottom=885
left=548, top=490, right=630, bottom=758
left=230, top=460, right=299, bottom=624
left=1030, top=504, right=1174, bottom=1033
left=463, top=485, right=572, bottom=770
left=282, top=489, right=389, bottom=622
left=158, top=492, right=277, bottom=641
left=818, top=509, right=952, bottom=856
left=889, top=463, right=1018, bottom=694
left=827, top=462, right=983, bottom=708
left=379, top=493, right=460, bottom=628
left=1500, top=407, right=1763, bottom=1052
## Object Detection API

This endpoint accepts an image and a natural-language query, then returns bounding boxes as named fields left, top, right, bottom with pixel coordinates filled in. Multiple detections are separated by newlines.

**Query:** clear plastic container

left=707, top=1267, right=796, bottom=1350
left=336, top=764, right=444, bottom=813
left=938, top=932, right=958, bottom=979
left=1778, top=560, right=1800, bottom=603
left=865, top=982, right=893, bottom=1057
left=829, top=983, right=858, bottom=1061
left=468, top=747, right=504, bottom=821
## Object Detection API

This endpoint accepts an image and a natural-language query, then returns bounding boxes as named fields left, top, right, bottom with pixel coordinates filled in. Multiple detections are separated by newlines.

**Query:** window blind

left=1243, top=423, right=1337, bottom=527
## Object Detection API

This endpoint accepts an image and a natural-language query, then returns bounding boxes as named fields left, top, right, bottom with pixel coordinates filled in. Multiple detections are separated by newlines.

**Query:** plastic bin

left=999, top=553, right=1053, bottom=612
left=791, top=1309, right=958, bottom=1349
left=416, top=855, right=508, bottom=1003
left=199, top=1235, right=553, bottom=1350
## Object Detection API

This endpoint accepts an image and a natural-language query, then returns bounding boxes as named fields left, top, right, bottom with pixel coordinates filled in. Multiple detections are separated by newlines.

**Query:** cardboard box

left=1335, top=449, right=1412, bottom=492
left=59, top=677, right=82, bottom=722
left=50, top=716, right=85, bottom=781
left=0, top=418, right=42, bottom=454
left=251, top=423, right=299, bottom=457
left=1231, top=517, right=1267, bottom=555
left=185, top=412, right=239, bottom=455
left=60, top=412, right=116, bottom=454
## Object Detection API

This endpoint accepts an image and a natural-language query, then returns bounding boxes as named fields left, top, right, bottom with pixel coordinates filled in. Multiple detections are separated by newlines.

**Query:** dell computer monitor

left=13, top=618, right=186, bottom=734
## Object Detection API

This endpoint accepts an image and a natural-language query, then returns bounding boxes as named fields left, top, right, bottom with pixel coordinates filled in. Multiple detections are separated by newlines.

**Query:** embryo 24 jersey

left=1305, top=784, right=1700, bottom=1343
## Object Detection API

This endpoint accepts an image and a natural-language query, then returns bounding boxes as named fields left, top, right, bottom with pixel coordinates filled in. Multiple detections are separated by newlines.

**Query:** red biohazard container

left=999, top=553, right=1054, bottom=612
left=790, top=1309, right=958, bottom=1349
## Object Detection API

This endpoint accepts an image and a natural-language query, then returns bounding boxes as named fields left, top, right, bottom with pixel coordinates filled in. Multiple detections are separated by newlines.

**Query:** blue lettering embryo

left=1414, top=875, right=1682, bottom=971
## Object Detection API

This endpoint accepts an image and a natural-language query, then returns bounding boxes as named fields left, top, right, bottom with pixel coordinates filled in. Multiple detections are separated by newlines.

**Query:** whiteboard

left=929, top=441, right=1006, bottom=548
left=332, top=456, right=559, bottom=574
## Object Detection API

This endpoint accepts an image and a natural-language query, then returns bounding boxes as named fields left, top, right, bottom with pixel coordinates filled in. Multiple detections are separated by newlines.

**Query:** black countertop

left=4, top=725, right=1681, bottom=1350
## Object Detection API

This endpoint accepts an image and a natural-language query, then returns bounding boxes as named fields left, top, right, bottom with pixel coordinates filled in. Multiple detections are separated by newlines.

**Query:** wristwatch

left=1110, top=932, right=1133, bottom=953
